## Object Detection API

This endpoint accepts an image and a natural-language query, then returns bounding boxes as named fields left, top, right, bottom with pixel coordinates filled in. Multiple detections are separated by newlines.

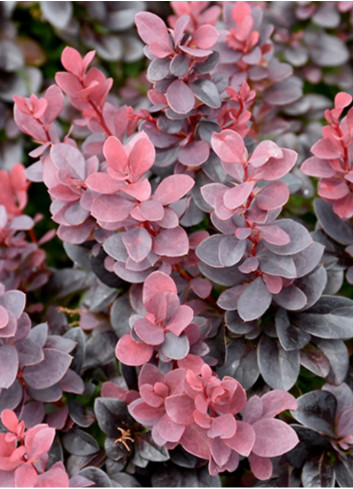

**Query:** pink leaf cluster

left=168, top=2, right=221, bottom=31
left=14, top=86, right=64, bottom=156
left=0, top=166, right=52, bottom=292
left=116, top=271, right=205, bottom=365
left=0, top=409, right=70, bottom=487
left=128, top=360, right=298, bottom=477
left=301, top=91, right=353, bottom=219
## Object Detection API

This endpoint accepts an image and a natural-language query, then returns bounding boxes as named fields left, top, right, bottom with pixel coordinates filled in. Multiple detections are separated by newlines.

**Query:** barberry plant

left=2, top=1, right=353, bottom=487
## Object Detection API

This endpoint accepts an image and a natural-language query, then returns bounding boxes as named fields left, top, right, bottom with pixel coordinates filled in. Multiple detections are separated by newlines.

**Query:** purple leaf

left=259, top=252, right=296, bottom=279
left=59, top=369, right=84, bottom=394
left=252, top=418, right=299, bottom=457
left=238, top=278, right=272, bottom=321
left=0, top=345, right=18, bottom=388
left=302, top=453, right=335, bottom=487
left=23, top=348, right=72, bottom=389
left=160, top=332, right=189, bottom=360
left=178, top=140, right=210, bottom=167
left=290, top=390, right=336, bottom=436
left=218, top=236, right=246, bottom=267
left=275, top=309, right=311, bottom=351
left=190, top=79, right=221, bottom=109
left=258, top=336, right=300, bottom=390
left=315, top=338, right=348, bottom=385
left=16, top=338, right=44, bottom=366
left=273, top=285, right=307, bottom=311
left=166, top=80, right=195, bottom=114
left=0, top=290, right=26, bottom=318
left=294, top=296, right=353, bottom=340
left=170, top=54, right=189, bottom=77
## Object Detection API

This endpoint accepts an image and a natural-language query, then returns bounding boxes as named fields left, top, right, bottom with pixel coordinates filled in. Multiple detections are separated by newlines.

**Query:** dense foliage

left=2, top=1, right=353, bottom=487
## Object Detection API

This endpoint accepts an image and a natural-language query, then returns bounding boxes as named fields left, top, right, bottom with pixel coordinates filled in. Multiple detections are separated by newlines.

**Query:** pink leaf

left=61, top=47, right=84, bottom=77
left=255, top=182, right=289, bottom=210
left=1, top=410, right=19, bottom=433
left=135, top=12, right=173, bottom=58
left=249, top=141, right=283, bottom=168
left=258, top=225, right=291, bottom=246
left=153, top=227, right=189, bottom=257
left=121, top=179, right=152, bottom=202
left=207, top=414, right=237, bottom=439
left=249, top=453, right=273, bottom=481
left=252, top=418, right=299, bottom=457
left=143, top=271, right=177, bottom=304
left=263, top=274, right=283, bottom=294
left=14, top=464, right=38, bottom=488
left=167, top=305, right=194, bottom=336
left=85, top=172, right=122, bottom=194
left=251, top=148, right=297, bottom=181
left=35, top=461, right=70, bottom=487
left=134, top=318, right=164, bottom=345
left=211, top=130, right=247, bottom=164
left=232, top=1, right=252, bottom=26
left=103, top=136, right=128, bottom=178
left=223, top=181, right=254, bottom=209
left=224, top=420, right=256, bottom=456
left=156, top=413, right=185, bottom=442
left=209, top=437, right=232, bottom=467
left=133, top=200, right=164, bottom=221
left=128, top=398, right=164, bottom=423
left=301, top=156, right=336, bottom=178
left=115, top=334, right=153, bottom=366
left=311, top=138, right=340, bottom=160
left=318, top=178, right=349, bottom=199
left=166, top=80, right=195, bottom=114
left=180, top=424, right=211, bottom=460
left=261, top=390, right=298, bottom=418
left=165, top=394, right=195, bottom=425
left=127, top=132, right=156, bottom=180
left=25, top=426, right=55, bottom=459
left=193, top=25, right=219, bottom=49
left=91, top=194, right=134, bottom=222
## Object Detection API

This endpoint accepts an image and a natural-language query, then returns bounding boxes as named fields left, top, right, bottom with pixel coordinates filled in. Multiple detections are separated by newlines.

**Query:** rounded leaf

left=166, top=80, right=195, bottom=114
left=252, top=418, right=299, bottom=457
